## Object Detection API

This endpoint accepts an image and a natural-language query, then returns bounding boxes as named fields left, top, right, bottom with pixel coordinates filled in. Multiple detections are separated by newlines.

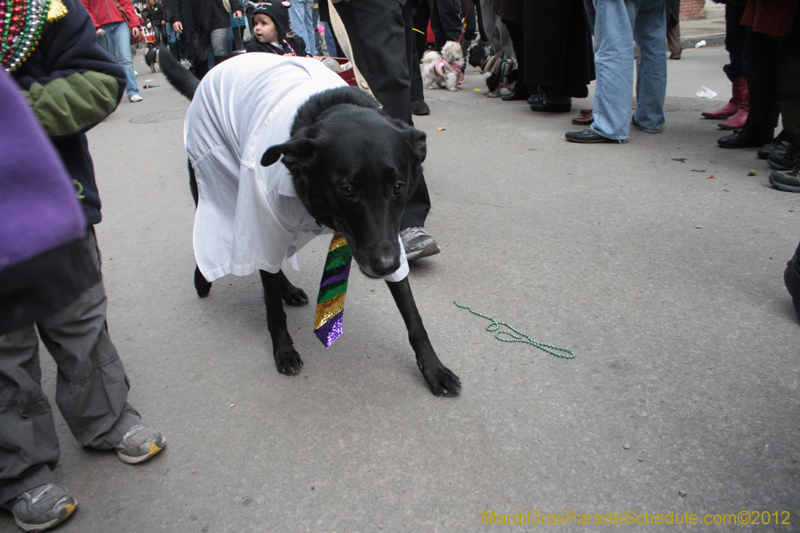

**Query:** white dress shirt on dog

left=185, top=53, right=408, bottom=284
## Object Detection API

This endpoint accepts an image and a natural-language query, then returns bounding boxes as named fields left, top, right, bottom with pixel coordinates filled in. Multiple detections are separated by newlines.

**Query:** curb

left=680, top=34, right=726, bottom=49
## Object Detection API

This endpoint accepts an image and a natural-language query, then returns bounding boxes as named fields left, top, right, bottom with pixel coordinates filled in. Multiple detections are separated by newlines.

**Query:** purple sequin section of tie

left=314, top=310, right=343, bottom=348
left=320, top=263, right=351, bottom=287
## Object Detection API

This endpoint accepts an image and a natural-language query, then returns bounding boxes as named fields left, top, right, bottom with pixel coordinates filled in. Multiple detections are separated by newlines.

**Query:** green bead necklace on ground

left=454, top=301, right=575, bottom=359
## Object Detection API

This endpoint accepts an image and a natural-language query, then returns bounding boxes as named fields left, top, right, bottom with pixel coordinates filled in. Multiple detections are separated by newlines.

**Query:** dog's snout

left=370, top=253, right=400, bottom=277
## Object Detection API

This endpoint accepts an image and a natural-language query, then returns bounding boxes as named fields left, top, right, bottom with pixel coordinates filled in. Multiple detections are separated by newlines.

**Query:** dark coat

left=245, top=36, right=308, bottom=56
left=523, top=0, right=595, bottom=97
left=169, top=0, right=242, bottom=34
left=667, top=0, right=680, bottom=25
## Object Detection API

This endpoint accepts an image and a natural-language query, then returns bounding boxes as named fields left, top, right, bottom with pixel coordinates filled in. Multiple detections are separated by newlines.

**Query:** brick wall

left=680, top=0, right=705, bottom=20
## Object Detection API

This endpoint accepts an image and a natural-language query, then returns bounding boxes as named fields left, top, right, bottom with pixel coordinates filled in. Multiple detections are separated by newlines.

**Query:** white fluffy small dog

left=421, top=41, right=464, bottom=92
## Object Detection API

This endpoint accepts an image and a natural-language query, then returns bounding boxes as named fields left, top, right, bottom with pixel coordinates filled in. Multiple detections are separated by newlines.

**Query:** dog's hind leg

left=386, top=278, right=461, bottom=397
left=189, top=161, right=212, bottom=297
left=279, top=270, right=309, bottom=306
left=260, top=269, right=304, bottom=375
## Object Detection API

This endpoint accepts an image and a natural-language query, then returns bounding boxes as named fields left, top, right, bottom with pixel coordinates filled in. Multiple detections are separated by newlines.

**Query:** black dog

left=159, top=46, right=460, bottom=396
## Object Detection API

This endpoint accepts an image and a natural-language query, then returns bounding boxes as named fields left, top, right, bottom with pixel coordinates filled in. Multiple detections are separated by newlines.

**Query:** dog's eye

left=393, top=183, right=404, bottom=195
left=340, top=186, right=355, bottom=199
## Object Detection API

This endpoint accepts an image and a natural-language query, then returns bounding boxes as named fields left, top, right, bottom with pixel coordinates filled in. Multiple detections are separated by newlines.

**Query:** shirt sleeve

left=13, top=0, right=125, bottom=139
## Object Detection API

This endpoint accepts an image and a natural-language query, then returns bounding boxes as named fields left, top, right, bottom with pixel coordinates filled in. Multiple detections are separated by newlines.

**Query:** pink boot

left=718, top=81, right=749, bottom=130
left=718, top=100, right=749, bottom=130
left=702, top=76, right=746, bottom=120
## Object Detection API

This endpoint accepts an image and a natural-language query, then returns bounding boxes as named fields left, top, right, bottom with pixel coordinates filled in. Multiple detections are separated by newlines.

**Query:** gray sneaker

left=1, top=483, right=77, bottom=532
left=400, top=227, right=440, bottom=261
left=114, top=421, right=166, bottom=464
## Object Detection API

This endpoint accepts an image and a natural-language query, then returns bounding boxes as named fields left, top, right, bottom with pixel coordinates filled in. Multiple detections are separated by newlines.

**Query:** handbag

left=112, top=0, right=145, bottom=44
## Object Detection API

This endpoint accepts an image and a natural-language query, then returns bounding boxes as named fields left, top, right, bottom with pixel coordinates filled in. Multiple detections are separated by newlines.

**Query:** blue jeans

left=98, top=21, right=139, bottom=99
left=289, top=0, right=316, bottom=55
left=321, top=22, right=336, bottom=56
left=590, top=0, right=666, bottom=140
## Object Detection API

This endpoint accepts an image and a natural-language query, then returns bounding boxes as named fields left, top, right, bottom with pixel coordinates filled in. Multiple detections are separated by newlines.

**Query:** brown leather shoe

left=572, top=111, right=593, bottom=125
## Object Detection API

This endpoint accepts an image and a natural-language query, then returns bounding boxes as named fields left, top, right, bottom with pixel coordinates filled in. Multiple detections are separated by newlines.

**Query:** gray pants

left=0, top=229, right=139, bottom=504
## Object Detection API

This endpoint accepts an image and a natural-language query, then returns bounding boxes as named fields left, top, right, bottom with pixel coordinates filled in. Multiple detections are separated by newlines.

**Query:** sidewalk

left=679, top=1, right=727, bottom=49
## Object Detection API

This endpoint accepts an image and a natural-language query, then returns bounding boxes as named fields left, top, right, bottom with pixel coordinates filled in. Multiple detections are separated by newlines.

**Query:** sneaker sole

left=14, top=501, right=77, bottom=532
left=769, top=174, right=800, bottom=193
left=117, top=439, right=166, bottom=464
left=405, top=243, right=441, bottom=261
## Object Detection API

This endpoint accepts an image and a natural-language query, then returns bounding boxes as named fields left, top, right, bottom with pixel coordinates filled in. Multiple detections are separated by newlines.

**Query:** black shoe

left=502, top=88, right=530, bottom=101
left=769, top=166, right=800, bottom=193
left=527, top=93, right=542, bottom=106
left=411, top=99, right=430, bottom=116
left=565, top=128, right=627, bottom=144
left=784, top=259, right=800, bottom=322
left=530, top=96, right=571, bottom=113
left=757, top=139, right=791, bottom=159
left=767, top=139, right=800, bottom=171
left=717, top=128, right=773, bottom=149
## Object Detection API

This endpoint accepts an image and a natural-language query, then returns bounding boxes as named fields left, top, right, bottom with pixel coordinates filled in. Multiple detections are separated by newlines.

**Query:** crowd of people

left=1, top=0, right=799, bottom=531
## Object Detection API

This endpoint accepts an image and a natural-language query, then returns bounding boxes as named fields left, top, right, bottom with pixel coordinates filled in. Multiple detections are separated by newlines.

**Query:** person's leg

left=742, top=30, right=778, bottom=135
left=191, top=32, right=210, bottom=79
left=333, top=0, right=413, bottom=123
left=210, top=27, right=229, bottom=64
left=109, top=21, right=141, bottom=100
left=322, top=22, right=336, bottom=55
left=666, top=20, right=680, bottom=57
left=37, top=229, right=140, bottom=451
left=501, top=19, right=530, bottom=100
left=589, top=0, right=636, bottom=141
left=583, top=0, right=596, bottom=34
left=432, top=0, right=461, bottom=48
left=632, top=0, right=667, bottom=133
left=0, top=326, right=61, bottom=504
left=775, top=6, right=800, bottom=141
left=290, top=0, right=316, bottom=55
left=723, top=2, right=749, bottom=82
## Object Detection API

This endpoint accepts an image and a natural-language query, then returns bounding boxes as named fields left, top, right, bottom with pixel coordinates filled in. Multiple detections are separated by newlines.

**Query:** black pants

left=503, top=19, right=530, bottom=95
left=333, top=0, right=431, bottom=229
left=744, top=7, right=800, bottom=140
left=723, top=3, right=750, bottom=82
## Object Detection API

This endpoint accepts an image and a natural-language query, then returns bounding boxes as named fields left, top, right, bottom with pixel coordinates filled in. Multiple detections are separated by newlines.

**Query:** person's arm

left=230, top=0, right=242, bottom=19
left=168, top=0, right=183, bottom=31
left=118, top=0, right=142, bottom=38
left=13, top=0, right=126, bottom=139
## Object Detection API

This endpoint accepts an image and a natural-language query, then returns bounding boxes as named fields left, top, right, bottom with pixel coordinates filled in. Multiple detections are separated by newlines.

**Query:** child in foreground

left=245, top=1, right=308, bottom=56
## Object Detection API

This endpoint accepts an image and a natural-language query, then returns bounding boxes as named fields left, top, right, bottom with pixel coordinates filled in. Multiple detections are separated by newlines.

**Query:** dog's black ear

left=387, top=118, right=427, bottom=163
left=402, top=126, right=427, bottom=163
left=261, top=138, right=317, bottom=167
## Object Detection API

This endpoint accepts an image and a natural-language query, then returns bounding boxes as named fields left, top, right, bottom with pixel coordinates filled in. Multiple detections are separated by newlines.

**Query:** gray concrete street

left=5, top=44, right=799, bottom=532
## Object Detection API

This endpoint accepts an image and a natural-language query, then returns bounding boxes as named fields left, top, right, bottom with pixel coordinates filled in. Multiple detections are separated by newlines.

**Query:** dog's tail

left=158, top=43, right=198, bottom=100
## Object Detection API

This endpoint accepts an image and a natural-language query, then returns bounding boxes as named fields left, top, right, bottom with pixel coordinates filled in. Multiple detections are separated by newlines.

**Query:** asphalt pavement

left=5, top=42, right=799, bottom=533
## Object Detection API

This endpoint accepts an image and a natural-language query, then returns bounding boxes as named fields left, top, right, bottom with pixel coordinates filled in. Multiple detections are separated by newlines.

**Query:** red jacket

left=82, top=0, right=141, bottom=29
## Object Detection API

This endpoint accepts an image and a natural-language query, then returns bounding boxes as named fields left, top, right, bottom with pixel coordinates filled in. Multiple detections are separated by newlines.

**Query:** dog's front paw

left=421, top=364, right=461, bottom=397
left=282, top=286, right=309, bottom=306
left=274, top=348, right=304, bottom=375
left=448, top=87, right=458, bottom=92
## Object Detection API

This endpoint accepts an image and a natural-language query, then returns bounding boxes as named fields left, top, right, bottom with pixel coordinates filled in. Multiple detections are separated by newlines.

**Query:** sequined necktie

left=314, top=232, right=352, bottom=347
